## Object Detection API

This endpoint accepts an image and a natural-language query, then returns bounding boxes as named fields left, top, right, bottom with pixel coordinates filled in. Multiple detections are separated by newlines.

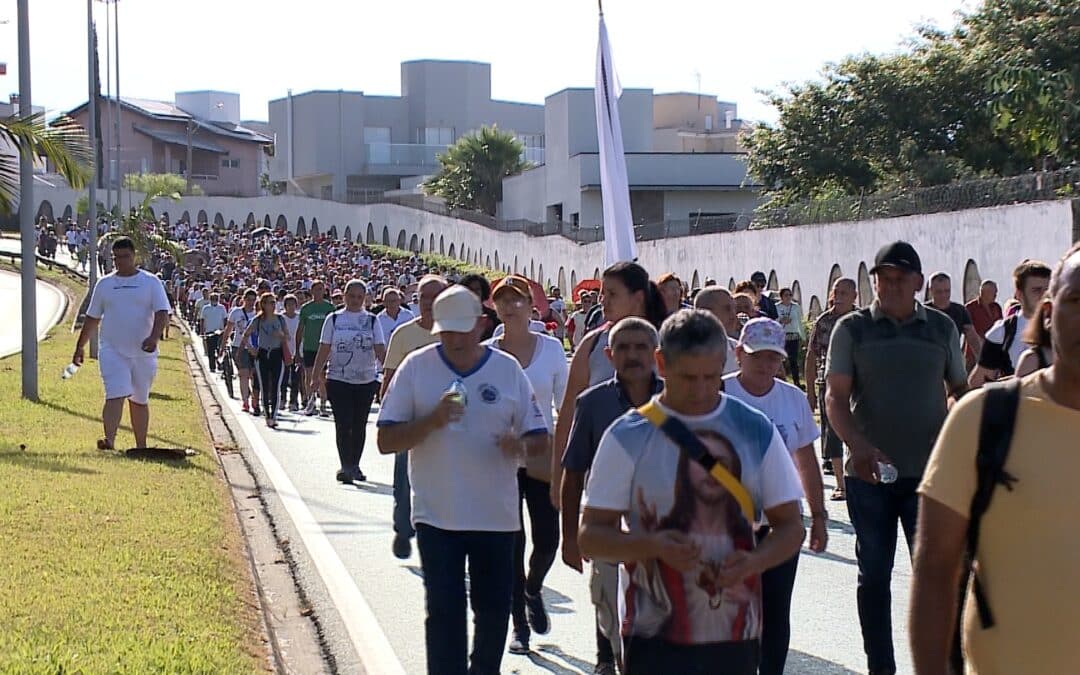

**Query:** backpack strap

left=637, top=400, right=754, bottom=523
left=967, top=378, right=1022, bottom=629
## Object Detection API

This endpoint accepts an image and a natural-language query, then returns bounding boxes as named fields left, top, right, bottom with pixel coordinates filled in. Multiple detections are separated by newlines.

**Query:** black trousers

left=280, top=362, right=302, bottom=406
left=784, top=336, right=802, bottom=388
left=203, top=333, right=221, bottom=372
left=756, top=526, right=800, bottom=675
left=511, top=469, right=560, bottom=636
left=254, top=348, right=284, bottom=419
left=325, top=379, right=378, bottom=471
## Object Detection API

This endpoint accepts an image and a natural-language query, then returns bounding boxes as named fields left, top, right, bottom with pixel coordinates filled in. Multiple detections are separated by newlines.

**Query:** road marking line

left=198, top=339, right=406, bottom=675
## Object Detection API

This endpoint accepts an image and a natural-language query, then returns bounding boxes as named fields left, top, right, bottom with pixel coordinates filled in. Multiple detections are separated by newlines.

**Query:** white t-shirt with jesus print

left=377, top=344, right=548, bottom=532
left=584, top=395, right=802, bottom=647
left=319, top=309, right=385, bottom=385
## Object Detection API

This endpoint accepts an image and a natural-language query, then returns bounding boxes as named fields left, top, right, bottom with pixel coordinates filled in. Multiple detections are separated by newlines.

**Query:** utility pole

left=87, top=0, right=99, bottom=357
left=17, top=0, right=37, bottom=401
left=186, top=118, right=194, bottom=195
left=112, top=0, right=122, bottom=214
left=102, top=0, right=111, bottom=216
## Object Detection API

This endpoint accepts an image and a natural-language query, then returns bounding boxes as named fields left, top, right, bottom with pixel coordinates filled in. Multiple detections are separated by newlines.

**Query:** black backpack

left=952, top=378, right=1022, bottom=670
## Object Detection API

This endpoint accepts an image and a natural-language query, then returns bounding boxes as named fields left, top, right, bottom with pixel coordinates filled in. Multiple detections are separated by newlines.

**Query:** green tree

left=123, top=172, right=203, bottom=197
left=0, top=113, right=92, bottom=215
left=744, top=0, right=1079, bottom=206
left=99, top=187, right=184, bottom=267
left=422, top=126, right=531, bottom=215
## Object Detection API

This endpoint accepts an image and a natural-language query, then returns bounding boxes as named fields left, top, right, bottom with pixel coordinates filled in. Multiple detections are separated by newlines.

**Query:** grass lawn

left=0, top=263, right=264, bottom=674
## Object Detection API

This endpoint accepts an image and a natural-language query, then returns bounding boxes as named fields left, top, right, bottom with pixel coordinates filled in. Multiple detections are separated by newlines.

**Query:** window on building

left=231, top=159, right=240, bottom=168
left=422, top=127, right=453, bottom=145
left=221, top=159, right=230, bottom=168
left=518, top=133, right=544, bottom=148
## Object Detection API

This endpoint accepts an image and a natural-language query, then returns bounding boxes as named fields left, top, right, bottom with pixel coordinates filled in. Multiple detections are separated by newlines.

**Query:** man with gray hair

left=580, top=309, right=805, bottom=674
left=693, top=287, right=740, bottom=375
left=560, top=316, right=662, bottom=675
left=376, top=286, right=415, bottom=344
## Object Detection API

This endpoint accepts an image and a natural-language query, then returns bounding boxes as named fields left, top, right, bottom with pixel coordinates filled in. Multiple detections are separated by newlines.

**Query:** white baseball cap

left=432, top=285, right=482, bottom=334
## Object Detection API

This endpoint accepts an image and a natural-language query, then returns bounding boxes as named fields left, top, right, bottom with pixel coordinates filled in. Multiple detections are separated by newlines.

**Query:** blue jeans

left=416, top=524, right=516, bottom=675
left=393, top=452, right=413, bottom=537
left=845, top=477, right=920, bottom=675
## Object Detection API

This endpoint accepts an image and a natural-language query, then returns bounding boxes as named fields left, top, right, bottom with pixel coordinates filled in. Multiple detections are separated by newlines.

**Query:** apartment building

left=499, top=88, right=759, bottom=231
left=267, top=60, right=546, bottom=202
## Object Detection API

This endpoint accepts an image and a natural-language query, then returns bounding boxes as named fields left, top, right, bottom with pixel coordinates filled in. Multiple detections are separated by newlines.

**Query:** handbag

left=625, top=400, right=756, bottom=637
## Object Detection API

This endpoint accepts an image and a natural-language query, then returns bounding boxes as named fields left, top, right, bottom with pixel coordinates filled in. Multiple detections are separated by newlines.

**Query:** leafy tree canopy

left=422, top=126, right=531, bottom=216
left=744, top=0, right=1079, bottom=206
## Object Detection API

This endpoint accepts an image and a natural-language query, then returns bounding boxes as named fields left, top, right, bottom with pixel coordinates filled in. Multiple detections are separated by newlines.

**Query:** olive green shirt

left=825, top=300, right=967, bottom=479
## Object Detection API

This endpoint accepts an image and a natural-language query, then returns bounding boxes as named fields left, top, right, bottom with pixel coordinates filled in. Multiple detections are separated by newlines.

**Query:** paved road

left=0, top=268, right=66, bottom=358
left=194, top=339, right=914, bottom=675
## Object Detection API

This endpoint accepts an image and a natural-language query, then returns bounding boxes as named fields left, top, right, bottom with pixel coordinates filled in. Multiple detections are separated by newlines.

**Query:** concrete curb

left=180, top=319, right=363, bottom=674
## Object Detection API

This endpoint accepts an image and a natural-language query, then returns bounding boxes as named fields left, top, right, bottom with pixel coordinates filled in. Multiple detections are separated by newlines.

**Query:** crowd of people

left=72, top=212, right=1080, bottom=675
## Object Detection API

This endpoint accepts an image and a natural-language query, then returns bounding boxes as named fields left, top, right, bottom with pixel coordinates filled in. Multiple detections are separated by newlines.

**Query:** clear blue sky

left=0, top=0, right=972, bottom=125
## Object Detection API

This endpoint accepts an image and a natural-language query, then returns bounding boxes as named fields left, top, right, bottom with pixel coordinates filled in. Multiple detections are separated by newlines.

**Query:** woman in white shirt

left=485, top=274, right=568, bottom=655
left=312, top=280, right=387, bottom=484
left=776, top=288, right=806, bottom=388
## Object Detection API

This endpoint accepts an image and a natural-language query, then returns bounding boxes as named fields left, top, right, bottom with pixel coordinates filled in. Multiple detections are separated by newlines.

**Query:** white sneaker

left=304, top=397, right=317, bottom=416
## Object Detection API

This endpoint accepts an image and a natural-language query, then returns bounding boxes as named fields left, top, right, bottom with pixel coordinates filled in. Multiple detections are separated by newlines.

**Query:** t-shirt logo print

left=479, top=384, right=500, bottom=404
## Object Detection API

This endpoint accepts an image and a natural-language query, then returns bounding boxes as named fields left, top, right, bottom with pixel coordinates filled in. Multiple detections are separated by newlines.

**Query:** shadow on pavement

left=542, top=586, right=575, bottom=615
left=351, top=480, right=394, bottom=496
left=804, top=549, right=857, bottom=566
left=786, top=649, right=861, bottom=674
left=531, top=644, right=594, bottom=674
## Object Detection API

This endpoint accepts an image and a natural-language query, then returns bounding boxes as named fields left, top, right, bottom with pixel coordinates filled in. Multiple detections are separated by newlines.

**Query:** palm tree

left=422, top=125, right=532, bottom=216
left=0, top=112, right=93, bottom=215
left=98, top=189, right=185, bottom=270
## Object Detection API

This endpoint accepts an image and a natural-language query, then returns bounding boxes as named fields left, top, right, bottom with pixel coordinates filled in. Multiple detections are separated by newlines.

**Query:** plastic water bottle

left=878, top=462, right=899, bottom=484
left=446, top=379, right=467, bottom=431
left=61, top=363, right=80, bottom=380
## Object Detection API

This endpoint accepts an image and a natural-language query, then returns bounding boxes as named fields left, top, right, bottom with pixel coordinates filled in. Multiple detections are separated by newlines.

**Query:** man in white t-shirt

left=723, top=317, right=827, bottom=675
left=376, top=288, right=415, bottom=344
left=199, top=293, right=229, bottom=373
left=73, top=237, right=171, bottom=450
left=579, top=309, right=805, bottom=674
left=377, top=285, right=550, bottom=675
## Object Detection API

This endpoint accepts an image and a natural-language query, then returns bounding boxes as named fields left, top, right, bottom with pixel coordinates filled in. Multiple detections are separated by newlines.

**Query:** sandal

left=96, top=438, right=115, bottom=451
left=830, top=488, right=846, bottom=501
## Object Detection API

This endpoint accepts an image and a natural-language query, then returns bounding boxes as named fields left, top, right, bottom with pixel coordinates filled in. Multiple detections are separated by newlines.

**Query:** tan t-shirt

left=919, top=373, right=1080, bottom=674
left=383, top=318, right=439, bottom=372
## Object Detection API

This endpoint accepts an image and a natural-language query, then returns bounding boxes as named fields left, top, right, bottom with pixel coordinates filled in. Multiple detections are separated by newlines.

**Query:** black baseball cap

left=870, top=241, right=922, bottom=275
left=750, top=271, right=767, bottom=283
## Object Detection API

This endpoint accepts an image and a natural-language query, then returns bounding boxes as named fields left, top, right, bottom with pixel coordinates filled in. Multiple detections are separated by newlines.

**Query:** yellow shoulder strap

left=638, top=400, right=755, bottom=523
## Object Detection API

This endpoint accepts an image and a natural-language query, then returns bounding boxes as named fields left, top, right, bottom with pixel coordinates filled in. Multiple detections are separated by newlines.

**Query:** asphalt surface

left=193, top=338, right=914, bottom=675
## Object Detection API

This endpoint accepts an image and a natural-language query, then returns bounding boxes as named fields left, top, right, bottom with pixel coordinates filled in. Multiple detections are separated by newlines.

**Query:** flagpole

left=595, top=3, right=637, bottom=265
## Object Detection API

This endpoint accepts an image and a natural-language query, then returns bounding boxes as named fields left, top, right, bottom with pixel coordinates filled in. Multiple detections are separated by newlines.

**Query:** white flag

left=595, top=12, right=636, bottom=265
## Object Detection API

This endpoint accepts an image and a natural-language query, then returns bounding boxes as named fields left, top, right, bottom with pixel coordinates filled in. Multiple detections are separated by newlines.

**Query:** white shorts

left=100, top=349, right=158, bottom=405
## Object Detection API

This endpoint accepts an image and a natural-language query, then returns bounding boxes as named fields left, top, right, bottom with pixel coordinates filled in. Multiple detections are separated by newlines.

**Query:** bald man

left=694, top=287, right=740, bottom=375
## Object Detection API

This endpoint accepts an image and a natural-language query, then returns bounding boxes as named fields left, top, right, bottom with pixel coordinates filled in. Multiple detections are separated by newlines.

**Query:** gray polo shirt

left=562, top=375, right=663, bottom=473
left=826, top=300, right=967, bottom=479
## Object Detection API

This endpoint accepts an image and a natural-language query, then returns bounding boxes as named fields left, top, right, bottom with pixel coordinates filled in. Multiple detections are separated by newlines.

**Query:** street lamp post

left=17, top=0, right=37, bottom=401
left=87, top=0, right=99, bottom=358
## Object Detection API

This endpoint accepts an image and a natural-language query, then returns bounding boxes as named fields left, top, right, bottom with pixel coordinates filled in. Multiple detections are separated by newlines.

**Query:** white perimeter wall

left=31, top=184, right=1076, bottom=311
